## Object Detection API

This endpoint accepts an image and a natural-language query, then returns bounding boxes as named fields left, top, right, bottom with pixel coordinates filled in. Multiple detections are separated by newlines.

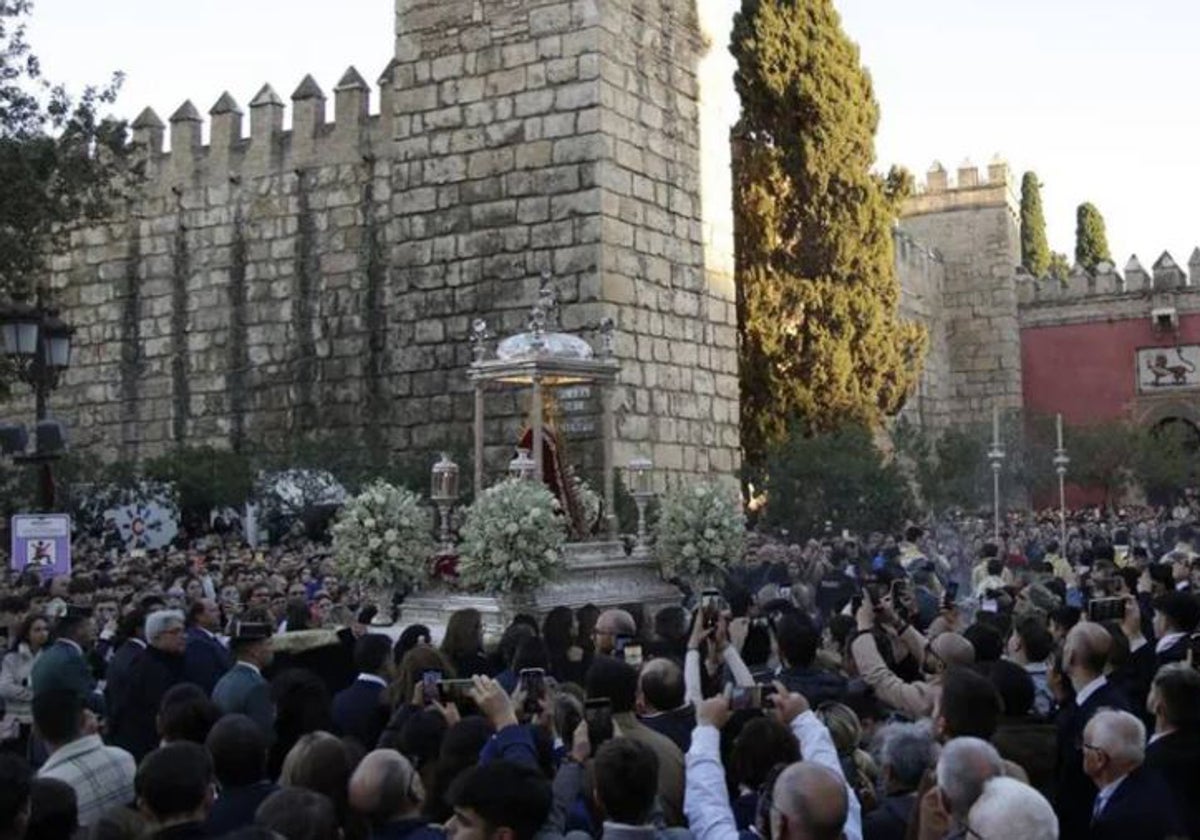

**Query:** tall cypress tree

left=1075, top=202, right=1112, bottom=271
left=731, top=0, right=926, bottom=464
left=1019, top=172, right=1051, bottom=276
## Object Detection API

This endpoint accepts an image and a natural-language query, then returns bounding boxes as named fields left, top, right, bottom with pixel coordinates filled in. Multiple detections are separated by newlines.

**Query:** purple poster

left=11, top=514, right=72, bottom=578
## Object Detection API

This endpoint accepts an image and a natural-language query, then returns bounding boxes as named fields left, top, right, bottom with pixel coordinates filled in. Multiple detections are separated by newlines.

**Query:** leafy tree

left=1067, top=420, right=1140, bottom=508
left=144, top=446, right=255, bottom=528
left=1048, top=251, right=1071, bottom=282
left=730, top=0, right=926, bottom=464
left=0, top=1, right=133, bottom=392
left=1019, top=172, right=1050, bottom=276
left=759, top=423, right=915, bottom=537
left=1075, top=202, right=1112, bottom=272
left=1133, top=421, right=1200, bottom=506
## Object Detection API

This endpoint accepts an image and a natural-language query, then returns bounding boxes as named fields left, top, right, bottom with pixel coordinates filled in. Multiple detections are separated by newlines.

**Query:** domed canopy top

left=496, top=330, right=594, bottom=361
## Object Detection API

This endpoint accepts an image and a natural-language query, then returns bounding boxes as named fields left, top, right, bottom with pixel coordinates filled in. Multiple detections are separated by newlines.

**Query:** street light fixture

left=0, top=299, right=75, bottom=510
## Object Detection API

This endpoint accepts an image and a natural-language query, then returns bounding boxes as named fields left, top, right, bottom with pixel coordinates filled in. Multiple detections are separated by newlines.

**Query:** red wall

left=1021, top=312, right=1200, bottom=506
left=1021, top=313, right=1200, bottom=424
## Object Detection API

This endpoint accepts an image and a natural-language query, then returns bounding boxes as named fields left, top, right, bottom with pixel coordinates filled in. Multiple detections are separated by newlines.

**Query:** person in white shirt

left=684, top=680, right=862, bottom=840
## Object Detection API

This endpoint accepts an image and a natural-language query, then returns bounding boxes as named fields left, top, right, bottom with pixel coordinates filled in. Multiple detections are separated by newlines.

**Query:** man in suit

left=181, top=598, right=231, bottom=694
left=1053, top=621, right=1130, bottom=840
left=332, top=633, right=392, bottom=751
left=108, top=610, right=188, bottom=762
left=1151, top=590, right=1199, bottom=667
left=1145, top=662, right=1200, bottom=837
left=1083, top=709, right=1183, bottom=840
left=204, top=714, right=277, bottom=836
left=31, top=605, right=104, bottom=714
left=102, top=609, right=146, bottom=734
left=212, top=617, right=275, bottom=741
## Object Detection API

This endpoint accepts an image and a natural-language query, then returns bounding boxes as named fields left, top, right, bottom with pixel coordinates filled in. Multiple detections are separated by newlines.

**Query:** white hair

left=967, top=776, right=1057, bottom=840
left=935, top=737, right=1003, bottom=819
left=144, top=609, right=185, bottom=642
left=1085, top=709, right=1145, bottom=765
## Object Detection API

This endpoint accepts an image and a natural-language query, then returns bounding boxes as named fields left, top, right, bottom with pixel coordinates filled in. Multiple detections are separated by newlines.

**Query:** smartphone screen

left=436, top=678, right=475, bottom=704
left=980, top=598, right=999, bottom=614
left=421, top=670, right=442, bottom=705
left=1087, top=597, right=1126, bottom=623
left=701, top=588, right=723, bottom=629
left=585, top=697, right=613, bottom=747
left=622, top=644, right=643, bottom=668
left=518, top=668, right=545, bottom=716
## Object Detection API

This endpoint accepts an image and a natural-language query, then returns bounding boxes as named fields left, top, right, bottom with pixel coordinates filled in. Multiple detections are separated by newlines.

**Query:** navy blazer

left=181, top=626, right=232, bottom=695
left=332, top=676, right=389, bottom=750
left=1090, top=766, right=1184, bottom=840
left=204, top=780, right=278, bottom=836
left=1145, top=727, right=1200, bottom=838
left=1053, top=678, right=1130, bottom=840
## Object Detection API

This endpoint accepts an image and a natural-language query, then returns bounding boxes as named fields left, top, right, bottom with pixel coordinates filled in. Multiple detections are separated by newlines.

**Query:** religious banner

left=1137, top=345, right=1200, bottom=393
left=10, top=514, right=72, bottom=578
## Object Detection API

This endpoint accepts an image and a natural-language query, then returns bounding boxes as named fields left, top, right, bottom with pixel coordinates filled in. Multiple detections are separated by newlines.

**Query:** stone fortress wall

left=15, top=0, right=745, bottom=490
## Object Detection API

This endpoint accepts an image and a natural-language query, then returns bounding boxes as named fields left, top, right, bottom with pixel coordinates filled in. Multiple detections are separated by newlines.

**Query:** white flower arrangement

left=330, top=480, right=435, bottom=591
left=654, top=480, right=746, bottom=581
left=574, top=475, right=602, bottom=536
left=457, top=478, right=567, bottom=593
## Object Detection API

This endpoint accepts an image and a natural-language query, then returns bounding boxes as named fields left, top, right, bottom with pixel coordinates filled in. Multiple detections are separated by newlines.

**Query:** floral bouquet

left=654, top=480, right=746, bottom=582
left=330, top=480, right=435, bottom=592
left=457, top=478, right=567, bottom=593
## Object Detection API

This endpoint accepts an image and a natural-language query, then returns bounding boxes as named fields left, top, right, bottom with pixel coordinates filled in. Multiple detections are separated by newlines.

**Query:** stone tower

left=898, top=159, right=1023, bottom=424
left=12, top=0, right=742, bottom=488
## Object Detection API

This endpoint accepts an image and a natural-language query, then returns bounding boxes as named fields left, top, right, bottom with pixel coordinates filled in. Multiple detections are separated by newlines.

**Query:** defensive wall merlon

left=1016, top=251, right=1200, bottom=306
left=129, top=63, right=399, bottom=187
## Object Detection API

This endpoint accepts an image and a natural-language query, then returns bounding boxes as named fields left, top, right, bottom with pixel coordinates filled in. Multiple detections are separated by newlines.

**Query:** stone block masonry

left=17, top=0, right=742, bottom=490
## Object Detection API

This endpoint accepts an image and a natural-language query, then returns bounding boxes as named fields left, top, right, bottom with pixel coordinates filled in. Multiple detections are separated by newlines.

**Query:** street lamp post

left=987, top=407, right=1005, bottom=541
left=0, top=300, right=74, bottom=511
left=1053, top=413, right=1069, bottom=550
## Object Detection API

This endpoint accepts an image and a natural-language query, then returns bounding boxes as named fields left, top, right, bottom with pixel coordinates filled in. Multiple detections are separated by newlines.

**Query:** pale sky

left=23, top=0, right=1200, bottom=269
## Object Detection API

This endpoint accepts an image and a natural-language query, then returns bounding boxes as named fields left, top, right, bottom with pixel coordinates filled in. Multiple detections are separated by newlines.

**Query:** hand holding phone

left=518, top=668, right=546, bottom=717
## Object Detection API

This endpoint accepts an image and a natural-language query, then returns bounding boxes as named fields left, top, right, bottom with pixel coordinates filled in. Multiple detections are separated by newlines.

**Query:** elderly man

left=212, top=618, right=275, bottom=740
left=348, top=749, right=440, bottom=840
left=593, top=609, right=637, bottom=657
left=1082, top=709, right=1182, bottom=840
left=966, top=777, right=1057, bottom=840
left=932, top=737, right=1004, bottom=838
left=108, top=609, right=187, bottom=762
left=1053, top=622, right=1130, bottom=840
left=862, top=722, right=936, bottom=840
left=636, top=658, right=695, bottom=753
left=850, top=597, right=974, bottom=718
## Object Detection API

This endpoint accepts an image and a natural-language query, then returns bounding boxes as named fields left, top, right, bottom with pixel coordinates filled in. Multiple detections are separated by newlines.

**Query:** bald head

left=1064, top=621, right=1110, bottom=681
left=348, top=749, right=423, bottom=826
left=595, top=609, right=636, bottom=655
left=638, top=658, right=684, bottom=713
left=930, top=633, right=975, bottom=670
left=771, top=762, right=848, bottom=840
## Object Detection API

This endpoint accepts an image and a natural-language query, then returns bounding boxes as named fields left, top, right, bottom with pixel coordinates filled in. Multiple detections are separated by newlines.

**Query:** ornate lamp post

left=508, top=448, right=536, bottom=481
left=430, top=453, right=460, bottom=555
left=626, top=455, right=655, bottom=554
left=0, top=301, right=74, bottom=510
left=987, top=407, right=1005, bottom=541
left=1053, top=414, right=1069, bottom=550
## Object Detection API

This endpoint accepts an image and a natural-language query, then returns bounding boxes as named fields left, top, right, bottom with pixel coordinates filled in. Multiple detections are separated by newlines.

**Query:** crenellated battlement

left=130, top=63, right=394, bottom=190
left=1017, top=249, right=1200, bottom=306
left=902, top=156, right=1020, bottom=221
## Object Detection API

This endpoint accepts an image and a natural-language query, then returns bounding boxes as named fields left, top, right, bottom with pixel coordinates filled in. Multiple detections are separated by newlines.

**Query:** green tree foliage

left=1048, top=252, right=1071, bottom=282
left=730, top=0, right=926, bottom=464
left=1075, top=202, right=1112, bottom=272
left=1019, top=172, right=1051, bottom=276
left=144, top=446, right=255, bottom=527
left=1067, top=420, right=1140, bottom=507
left=758, top=424, right=914, bottom=536
left=0, top=0, right=133, bottom=308
left=1133, top=421, right=1200, bottom=506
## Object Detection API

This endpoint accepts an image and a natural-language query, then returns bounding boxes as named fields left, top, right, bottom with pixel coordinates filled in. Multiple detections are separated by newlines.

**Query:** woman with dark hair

left=492, top=623, right=536, bottom=692
left=268, top=669, right=333, bottom=779
left=0, top=613, right=49, bottom=749
left=440, top=609, right=490, bottom=678
left=393, top=624, right=432, bottom=668
left=388, top=645, right=457, bottom=710
left=278, top=731, right=362, bottom=837
left=543, top=607, right=585, bottom=684
left=576, top=603, right=600, bottom=658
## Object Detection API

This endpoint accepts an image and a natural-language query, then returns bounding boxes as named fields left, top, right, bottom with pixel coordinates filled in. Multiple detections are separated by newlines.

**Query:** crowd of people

left=0, top=502, right=1198, bottom=839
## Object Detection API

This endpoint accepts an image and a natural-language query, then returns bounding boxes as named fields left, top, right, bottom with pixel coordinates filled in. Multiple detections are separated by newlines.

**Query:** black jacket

left=332, top=676, right=390, bottom=751
left=1090, top=766, right=1184, bottom=840
left=109, top=645, right=186, bottom=762
left=1053, top=678, right=1131, bottom=840
left=862, top=792, right=916, bottom=840
left=639, top=705, right=695, bottom=754
left=204, top=780, right=277, bottom=836
left=1145, top=727, right=1200, bottom=838
left=181, top=626, right=232, bottom=695
left=776, top=665, right=847, bottom=707
left=102, top=639, right=145, bottom=724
